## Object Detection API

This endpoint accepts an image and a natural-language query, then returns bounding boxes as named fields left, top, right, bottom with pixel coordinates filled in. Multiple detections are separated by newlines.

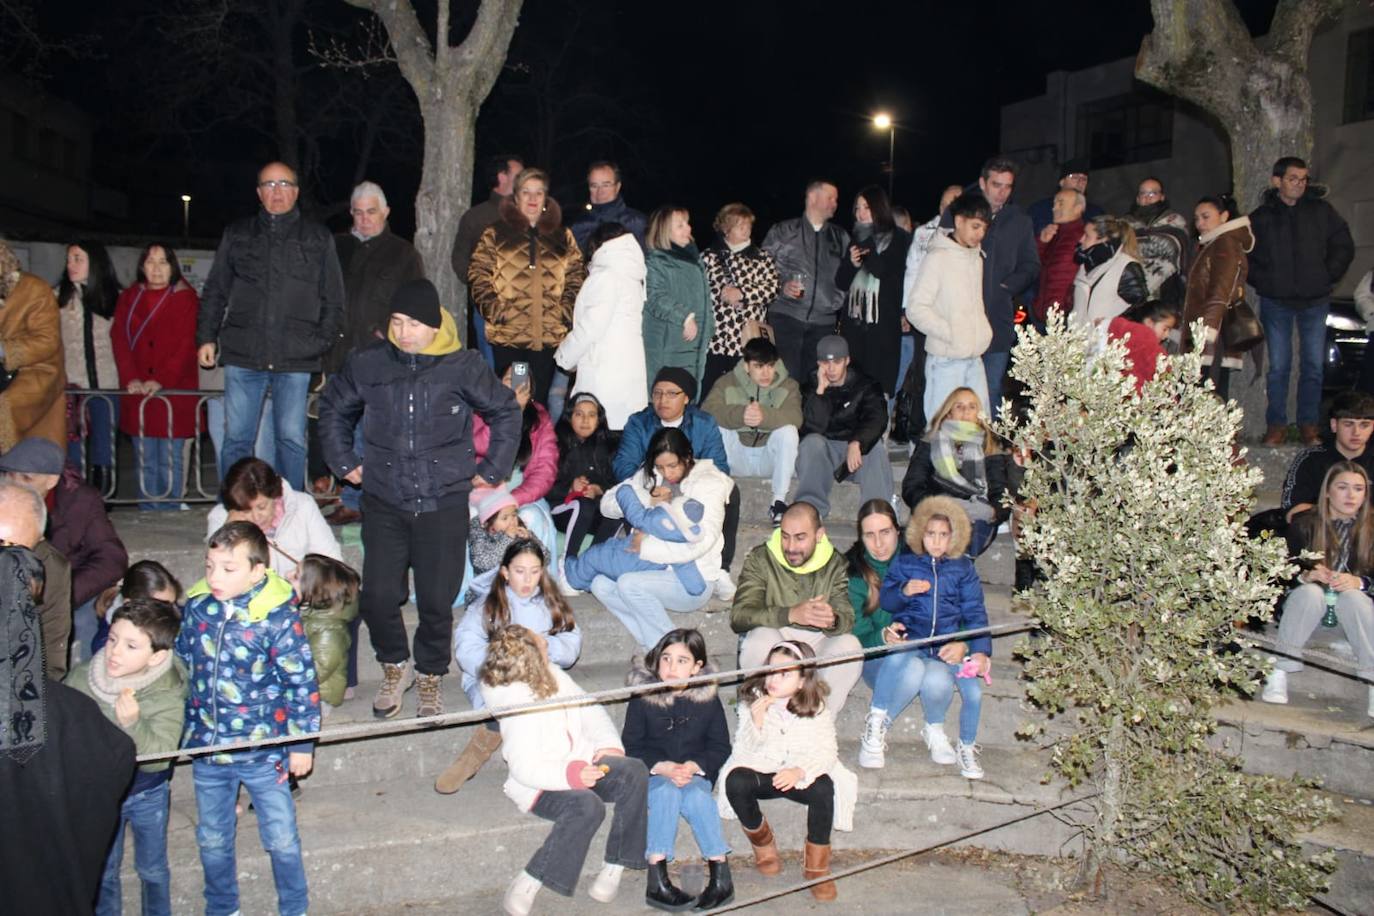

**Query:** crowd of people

left=0, top=146, right=1371, bottom=915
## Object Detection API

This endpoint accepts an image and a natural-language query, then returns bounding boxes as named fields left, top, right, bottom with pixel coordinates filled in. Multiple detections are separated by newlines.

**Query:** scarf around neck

left=846, top=223, right=890, bottom=325
left=930, top=419, right=987, bottom=501
left=86, top=648, right=174, bottom=706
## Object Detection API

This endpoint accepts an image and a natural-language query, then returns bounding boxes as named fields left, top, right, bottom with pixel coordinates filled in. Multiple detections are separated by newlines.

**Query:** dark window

left=11, top=112, right=29, bottom=159
left=1344, top=27, right=1374, bottom=123
left=1076, top=87, right=1174, bottom=169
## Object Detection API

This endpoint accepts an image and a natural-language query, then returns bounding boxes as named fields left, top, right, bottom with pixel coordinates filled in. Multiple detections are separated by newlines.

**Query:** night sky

left=20, top=0, right=1282, bottom=243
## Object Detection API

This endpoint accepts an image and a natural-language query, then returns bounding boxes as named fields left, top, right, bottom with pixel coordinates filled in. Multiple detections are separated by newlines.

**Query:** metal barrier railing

left=68, top=387, right=226, bottom=505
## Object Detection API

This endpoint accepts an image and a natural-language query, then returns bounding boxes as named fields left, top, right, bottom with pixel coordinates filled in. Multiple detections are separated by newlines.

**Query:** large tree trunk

left=342, top=0, right=523, bottom=326
left=1136, top=0, right=1343, bottom=210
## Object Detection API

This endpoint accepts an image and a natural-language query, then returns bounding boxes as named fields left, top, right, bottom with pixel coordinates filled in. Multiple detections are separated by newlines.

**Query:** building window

left=1076, top=88, right=1174, bottom=169
left=1345, top=28, right=1374, bottom=123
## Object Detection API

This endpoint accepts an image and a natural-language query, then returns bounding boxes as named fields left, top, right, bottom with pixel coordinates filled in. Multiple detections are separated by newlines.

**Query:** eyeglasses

left=258, top=180, right=298, bottom=190
left=651, top=389, right=685, bottom=401
left=1137, top=190, right=1162, bottom=199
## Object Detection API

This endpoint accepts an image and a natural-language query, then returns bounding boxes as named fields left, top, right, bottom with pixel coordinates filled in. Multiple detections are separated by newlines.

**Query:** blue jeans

left=222, top=367, right=309, bottom=490
left=924, top=355, right=990, bottom=424
left=192, top=759, right=308, bottom=916
left=1260, top=297, right=1328, bottom=426
left=870, top=651, right=983, bottom=744
left=471, top=305, right=495, bottom=368
left=134, top=437, right=186, bottom=511
left=72, top=596, right=99, bottom=666
left=69, top=392, right=119, bottom=468
left=548, top=369, right=570, bottom=425
left=590, top=569, right=713, bottom=651
left=982, top=350, right=1011, bottom=420
left=207, top=396, right=276, bottom=476
left=646, top=774, right=730, bottom=861
left=96, top=780, right=171, bottom=916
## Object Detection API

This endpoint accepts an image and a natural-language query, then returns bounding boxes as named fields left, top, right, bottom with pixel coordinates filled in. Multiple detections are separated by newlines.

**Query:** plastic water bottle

left=1322, top=587, right=1338, bottom=628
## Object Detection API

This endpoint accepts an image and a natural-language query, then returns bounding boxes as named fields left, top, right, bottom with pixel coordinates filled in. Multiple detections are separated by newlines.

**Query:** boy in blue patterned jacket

left=176, top=521, right=321, bottom=916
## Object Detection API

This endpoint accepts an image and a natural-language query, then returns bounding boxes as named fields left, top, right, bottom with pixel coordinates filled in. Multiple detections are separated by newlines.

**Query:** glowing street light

left=872, top=113, right=895, bottom=197
left=181, top=194, right=192, bottom=242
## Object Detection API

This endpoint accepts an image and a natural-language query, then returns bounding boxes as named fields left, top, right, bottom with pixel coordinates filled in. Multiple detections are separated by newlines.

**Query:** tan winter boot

left=803, top=841, right=836, bottom=901
left=415, top=672, right=444, bottom=718
left=740, top=819, right=782, bottom=876
left=434, top=727, right=502, bottom=794
left=373, top=661, right=415, bottom=719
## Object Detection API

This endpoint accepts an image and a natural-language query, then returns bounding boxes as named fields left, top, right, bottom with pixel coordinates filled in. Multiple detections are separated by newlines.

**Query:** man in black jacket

left=1251, top=156, right=1356, bottom=446
left=318, top=279, right=520, bottom=720
left=793, top=336, right=892, bottom=518
left=451, top=153, right=523, bottom=367
left=197, top=161, right=345, bottom=491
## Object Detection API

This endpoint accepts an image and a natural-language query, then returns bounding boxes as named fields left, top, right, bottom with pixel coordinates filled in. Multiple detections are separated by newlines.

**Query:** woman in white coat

left=554, top=226, right=648, bottom=431
left=205, top=456, right=342, bottom=581
left=1071, top=216, right=1149, bottom=326
left=590, top=428, right=732, bottom=650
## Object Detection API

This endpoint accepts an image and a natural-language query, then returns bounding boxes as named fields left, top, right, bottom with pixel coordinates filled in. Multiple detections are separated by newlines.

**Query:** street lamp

left=872, top=113, right=895, bottom=198
left=180, top=194, right=192, bottom=243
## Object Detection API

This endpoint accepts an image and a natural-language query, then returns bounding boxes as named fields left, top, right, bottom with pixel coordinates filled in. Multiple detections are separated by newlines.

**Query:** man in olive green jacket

left=702, top=337, right=802, bottom=526
left=731, top=501, right=862, bottom=713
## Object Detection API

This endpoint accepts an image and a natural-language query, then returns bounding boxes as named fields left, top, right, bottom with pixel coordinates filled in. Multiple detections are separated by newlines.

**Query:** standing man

left=319, top=279, right=520, bottom=719
left=1032, top=189, right=1087, bottom=329
left=1250, top=157, right=1356, bottom=446
left=571, top=160, right=648, bottom=254
left=1124, top=177, right=1191, bottom=304
left=966, top=158, right=1039, bottom=416
left=197, top=161, right=345, bottom=491
left=1027, top=159, right=1104, bottom=233
left=326, top=180, right=426, bottom=526
left=452, top=153, right=523, bottom=367
left=762, top=181, right=851, bottom=382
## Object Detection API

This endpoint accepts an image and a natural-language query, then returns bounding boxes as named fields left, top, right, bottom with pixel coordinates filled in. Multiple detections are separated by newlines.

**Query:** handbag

left=1221, top=294, right=1264, bottom=355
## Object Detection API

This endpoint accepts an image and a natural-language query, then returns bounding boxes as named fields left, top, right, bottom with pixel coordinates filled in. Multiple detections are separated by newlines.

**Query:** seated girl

left=480, top=625, right=647, bottom=914
left=548, top=393, right=622, bottom=559
left=437, top=540, right=581, bottom=796
left=296, top=554, right=360, bottom=713
left=900, top=387, right=1010, bottom=557
left=471, top=365, right=560, bottom=554
left=872, top=496, right=991, bottom=780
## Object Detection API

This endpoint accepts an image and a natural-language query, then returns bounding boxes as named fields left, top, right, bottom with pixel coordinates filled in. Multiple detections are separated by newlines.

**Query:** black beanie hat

left=652, top=366, right=697, bottom=402
left=390, top=279, right=442, bottom=329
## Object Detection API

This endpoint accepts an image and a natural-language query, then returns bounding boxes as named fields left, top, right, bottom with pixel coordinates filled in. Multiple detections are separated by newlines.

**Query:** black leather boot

left=694, top=858, right=734, bottom=910
left=645, top=860, right=693, bottom=912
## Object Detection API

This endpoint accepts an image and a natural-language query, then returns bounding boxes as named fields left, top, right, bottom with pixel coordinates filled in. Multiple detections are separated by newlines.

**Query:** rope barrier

left=135, top=620, right=1040, bottom=763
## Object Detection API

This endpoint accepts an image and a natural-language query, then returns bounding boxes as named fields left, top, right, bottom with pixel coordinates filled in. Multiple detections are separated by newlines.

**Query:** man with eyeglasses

left=197, top=161, right=345, bottom=492
left=1123, top=177, right=1191, bottom=304
left=1249, top=156, right=1356, bottom=446
left=570, top=160, right=648, bottom=255
left=322, top=181, right=426, bottom=525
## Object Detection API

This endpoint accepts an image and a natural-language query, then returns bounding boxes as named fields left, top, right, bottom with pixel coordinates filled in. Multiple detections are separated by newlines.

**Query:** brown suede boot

left=1261, top=424, right=1287, bottom=446
left=434, top=727, right=502, bottom=794
left=803, top=841, right=836, bottom=901
left=1299, top=424, right=1322, bottom=446
left=740, top=819, right=782, bottom=876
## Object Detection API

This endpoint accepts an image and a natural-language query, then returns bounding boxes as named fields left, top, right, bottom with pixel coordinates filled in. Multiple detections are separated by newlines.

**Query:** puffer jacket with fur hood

left=468, top=196, right=587, bottom=350
left=1183, top=216, right=1254, bottom=370
left=621, top=658, right=732, bottom=784
left=878, top=495, right=990, bottom=657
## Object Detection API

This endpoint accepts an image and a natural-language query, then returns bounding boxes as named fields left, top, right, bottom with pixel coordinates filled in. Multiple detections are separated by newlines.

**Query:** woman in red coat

left=111, top=244, right=200, bottom=510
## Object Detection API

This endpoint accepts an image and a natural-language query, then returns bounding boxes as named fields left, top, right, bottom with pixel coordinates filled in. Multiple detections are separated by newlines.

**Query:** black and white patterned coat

left=701, top=243, right=781, bottom=357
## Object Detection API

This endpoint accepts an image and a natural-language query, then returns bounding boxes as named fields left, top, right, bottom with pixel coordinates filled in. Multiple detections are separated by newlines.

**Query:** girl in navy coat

left=868, top=496, right=990, bottom=779
left=622, top=628, right=733, bottom=910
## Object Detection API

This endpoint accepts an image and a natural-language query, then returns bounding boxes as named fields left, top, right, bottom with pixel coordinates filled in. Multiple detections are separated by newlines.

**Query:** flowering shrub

left=996, top=316, right=1334, bottom=908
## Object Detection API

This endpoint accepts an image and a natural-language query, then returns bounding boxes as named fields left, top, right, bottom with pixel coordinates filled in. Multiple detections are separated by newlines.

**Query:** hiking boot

left=415, top=673, right=444, bottom=718
left=1260, top=667, right=1289, bottom=704
left=1261, top=425, right=1287, bottom=446
left=956, top=740, right=984, bottom=779
left=768, top=500, right=787, bottom=526
left=858, top=708, right=889, bottom=769
left=373, top=661, right=414, bottom=719
left=435, top=727, right=502, bottom=794
left=803, top=841, right=837, bottom=901
left=922, top=723, right=956, bottom=765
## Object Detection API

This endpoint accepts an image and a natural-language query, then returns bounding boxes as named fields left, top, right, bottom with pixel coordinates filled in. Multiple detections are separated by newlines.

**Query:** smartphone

left=510, top=361, right=530, bottom=390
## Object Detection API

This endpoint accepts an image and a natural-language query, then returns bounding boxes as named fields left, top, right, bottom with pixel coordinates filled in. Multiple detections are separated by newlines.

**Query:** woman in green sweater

left=844, top=499, right=903, bottom=686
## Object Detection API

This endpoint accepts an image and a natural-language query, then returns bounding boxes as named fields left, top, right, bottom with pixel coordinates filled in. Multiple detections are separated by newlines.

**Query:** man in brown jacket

left=0, top=242, right=66, bottom=452
left=451, top=153, right=523, bottom=367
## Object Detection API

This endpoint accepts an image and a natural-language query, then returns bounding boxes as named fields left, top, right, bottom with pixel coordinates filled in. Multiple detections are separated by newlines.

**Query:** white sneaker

left=713, top=574, right=737, bottom=602
left=588, top=863, right=624, bottom=903
left=1367, top=686, right=1374, bottom=719
left=1260, top=667, right=1289, bottom=705
left=922, top=723, right=956, bottom=765
left=503, top=871, right=542, bottom=916
left=1329, top=639, right=1355, bottom=659
left=956, top=741, right=984, bottom=779
left=858, top=709, right=890, bottom=769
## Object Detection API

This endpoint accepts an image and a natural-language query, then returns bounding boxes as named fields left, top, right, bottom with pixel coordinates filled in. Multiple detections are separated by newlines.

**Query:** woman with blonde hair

left=1070, top=215, right=1148, bottom=325
left=643, top=206, right=714, bottom=393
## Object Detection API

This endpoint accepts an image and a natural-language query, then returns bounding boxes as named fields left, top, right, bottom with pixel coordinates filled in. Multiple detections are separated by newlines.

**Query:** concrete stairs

left=106, top=440, right=1374, bottom=913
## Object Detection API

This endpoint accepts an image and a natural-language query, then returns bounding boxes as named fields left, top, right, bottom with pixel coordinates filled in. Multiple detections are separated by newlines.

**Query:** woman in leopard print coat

left=700, top=203, right=780, bottom=397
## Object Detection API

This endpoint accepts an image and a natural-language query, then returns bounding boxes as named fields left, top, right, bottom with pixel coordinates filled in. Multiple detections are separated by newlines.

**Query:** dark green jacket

left=731, top=529, right=854, bottom=635
left=644, top=248, right=714, bottom=388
